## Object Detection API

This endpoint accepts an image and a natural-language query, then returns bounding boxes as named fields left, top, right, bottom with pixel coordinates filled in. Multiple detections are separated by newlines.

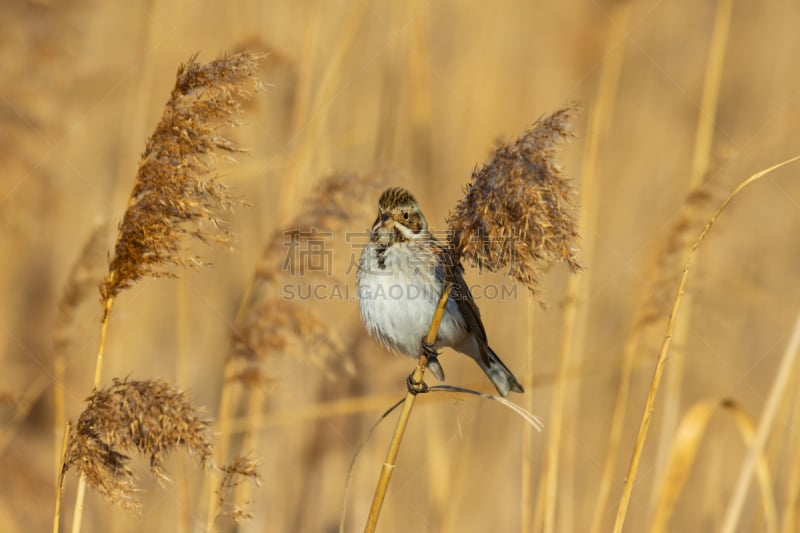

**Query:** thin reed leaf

left=650, top=399, right=776, bottom=533
left=721, top=310, right=800, bottom=533
left=613, top=154, right=800, bottom=533
left=654, top=0, right=733, bottom=500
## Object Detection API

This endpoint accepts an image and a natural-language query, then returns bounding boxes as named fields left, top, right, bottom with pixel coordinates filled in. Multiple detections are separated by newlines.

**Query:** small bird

left=357, top=187, right=524, bottom=396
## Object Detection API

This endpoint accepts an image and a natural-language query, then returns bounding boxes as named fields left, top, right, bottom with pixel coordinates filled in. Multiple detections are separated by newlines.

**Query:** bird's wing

left=432, top=239, right=491, bottom=365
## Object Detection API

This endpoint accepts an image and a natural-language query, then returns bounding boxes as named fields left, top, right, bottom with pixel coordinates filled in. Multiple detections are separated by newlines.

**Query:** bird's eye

left=403, top=212, right=409, bottom=220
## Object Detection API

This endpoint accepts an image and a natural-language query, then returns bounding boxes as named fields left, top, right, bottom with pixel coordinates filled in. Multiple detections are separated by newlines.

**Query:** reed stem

left=70, top=296, right=115, bottom=533
left=53, top=421, right=70, bottom=533
left=612, top=154, right=800, bottom=533
left=364, top=281, right=451, bottom=532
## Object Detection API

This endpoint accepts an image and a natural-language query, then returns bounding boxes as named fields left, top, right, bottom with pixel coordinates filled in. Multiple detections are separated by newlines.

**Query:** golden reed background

left=2, top=0, right=800, bottom=531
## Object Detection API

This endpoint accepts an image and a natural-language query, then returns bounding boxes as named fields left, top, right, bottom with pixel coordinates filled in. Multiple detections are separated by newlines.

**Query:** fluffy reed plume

left=366, top=109, right=580, bottom=532
left=234, top=299, right=345, bottom=373
left=253, top=172, right=385, bottom=282
left=215, top=455, right=261, bottom=524
left=211, top=173, right=382, bottom=530
left=54, top=225, right=108, bottom=353
left=638, top=184, right=717, bottom=330
left=64, top=379, right=213, bottom=511
left=234, top=172, right=384, bottom=374
left=54, top=224, right=107, bottom=464
left=447, top=106, right=581, bottom=294
left=100, top=51, right=262, bottom=303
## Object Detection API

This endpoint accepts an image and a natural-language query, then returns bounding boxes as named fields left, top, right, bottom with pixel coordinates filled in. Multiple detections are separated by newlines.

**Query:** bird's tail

left=479, top=346, right=524, bottom=397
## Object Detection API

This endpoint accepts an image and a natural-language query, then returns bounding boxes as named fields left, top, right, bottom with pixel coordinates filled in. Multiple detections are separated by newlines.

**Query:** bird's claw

left=418, top=337, right=444, bottom=386
left=420, top=337, right=440, bottom=359
left=406, top=372, right=429, bottom=395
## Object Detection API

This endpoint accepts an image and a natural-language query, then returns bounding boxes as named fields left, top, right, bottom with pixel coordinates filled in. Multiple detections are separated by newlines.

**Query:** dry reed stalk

left=689, top=0, right=733, bottom=188
left=591, top=6, right=730, bottom=516
left=612, top=154, right=800, bottom=533
left=365, top=283, right=451, bottom=532
left=720, top=310, right=800, bottom=533
left=205, top=360, right=243, bottom=531
left=213, top=455, right=261, bottom=526
left=175, top=276, right=191, bottom=533
left=52, top=224, right=107, bottom=472
left=588, top=326, right=641, bottom=533
left=539, top=5, right=631, bottom=532
left=174, top=278, right=190, bottom=528
left=53, top=421, right=71, bottom=533
left=63, top=379, right=213, bottom=511
left=288, top=0, right=320, bottom=148
left=93, top=50, right=262, bottom=388
left=372, top=3, right=403, bottom=169
left=0, top=375, right=49, bottom=457
left=366, top=107, right=581, bottom=531
left=779, top=374, right=800, bottom=533
left=760, top=377, right=800, bottom=533
left=650, top=399, right=776, bottom=533
left=589, top=182, right=717, bottom=533
left=521, top=302, right=537, bottom=533
left=655, top=0, right=734, bottom=496
left=225, top=391, right=401, bottom=433
left=206, top=173, right=383, bottom=529
left=279, top=1, right=368, bottom=221
left=407, top=0, right=434, bottom=179
left=64, top=51, right=261, bottom=533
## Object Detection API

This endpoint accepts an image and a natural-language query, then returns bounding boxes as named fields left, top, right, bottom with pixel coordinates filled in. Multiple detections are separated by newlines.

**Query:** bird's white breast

left=357, top=241, right=465, bottom=356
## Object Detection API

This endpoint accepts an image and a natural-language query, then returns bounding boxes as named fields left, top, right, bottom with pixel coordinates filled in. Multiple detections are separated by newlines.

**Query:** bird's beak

left=372, top=212, right=393, bottom=233
left=379, top=212, right=394, bottom=228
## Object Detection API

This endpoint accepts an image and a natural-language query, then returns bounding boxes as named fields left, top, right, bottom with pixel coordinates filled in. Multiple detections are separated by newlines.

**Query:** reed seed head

left=447, top=106, right=581, bottom=295
left=638, top=184, right=716, bottom=330
left=234, top=173, right=384, bottom=377
left=64, top=378, right=213, bottom=511
left=55, top=223, right=107, bottom=355
left=216, top=455, right=261, bottom=524
left=100, top=51, right=263, bottom=303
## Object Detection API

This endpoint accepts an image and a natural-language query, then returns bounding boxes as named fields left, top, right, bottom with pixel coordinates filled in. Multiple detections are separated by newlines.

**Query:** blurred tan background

left=2, top=0, right=800, bottom=532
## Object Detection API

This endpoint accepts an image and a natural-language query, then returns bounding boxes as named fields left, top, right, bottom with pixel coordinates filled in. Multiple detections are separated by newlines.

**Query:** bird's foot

left=420, top=337, right=440, bottom=359
left=419, top=336, right=445, bottom=383
left=406, top=372, right=429, bottom=395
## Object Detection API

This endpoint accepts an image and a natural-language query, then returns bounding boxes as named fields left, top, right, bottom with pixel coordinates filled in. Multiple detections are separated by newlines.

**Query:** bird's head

left=371, top=187, right=429, bottom=243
